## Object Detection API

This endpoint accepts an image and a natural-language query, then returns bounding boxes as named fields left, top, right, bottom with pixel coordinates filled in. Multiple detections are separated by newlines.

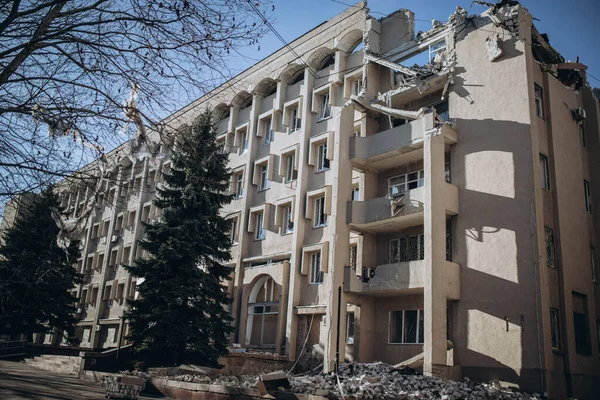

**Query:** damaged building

left=35, top=1, right=600, bottom=398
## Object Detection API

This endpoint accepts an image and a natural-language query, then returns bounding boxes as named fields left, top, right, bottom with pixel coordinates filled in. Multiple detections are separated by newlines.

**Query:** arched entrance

left=245, top=275, right=280, bottom=348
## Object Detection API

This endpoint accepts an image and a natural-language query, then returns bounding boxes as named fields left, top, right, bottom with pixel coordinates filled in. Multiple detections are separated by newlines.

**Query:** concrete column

left=423, top=130, right=448, bottom=375
left=285, top=68, right=314, bottom=359
left=323, top=96, right=354, bottom=373
left=275, top=260, right=291, bottom=354
left=356, top=297, right=374, bottom=362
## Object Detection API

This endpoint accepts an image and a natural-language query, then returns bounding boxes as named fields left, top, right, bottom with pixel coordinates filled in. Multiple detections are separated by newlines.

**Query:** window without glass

left=318, top=93, right=331, bottom=120
left=352, top=79, right=363, bottom=96
left=282, top=205, right=293, bottom=234
left=316, top=143, right=330, bottom=172
left=545, top=227, right=556, bottom=268
left=584, top=180, right=592, bottom=213
left=389, top=310, right=424, bottom=344
left=290, top=107, right=301, bottom=132
left=259, top=165, right=270, bottom=191
left=351, top=185, right=360, bottom=201
left=389, top=235, right=425, bottom=263
left=591, top=246, right=597, bottom=283
left=534, top=84, right=544, bottom=119
left=314, top=196, right=327, bottom=228
left=539, top=154, right=550, bottom=190
left=285, top=153, right=297, bottom=183
left=573, top=292, right=590, bottom=354
left=389, top=170, right=425, bottom=196
left=310, top=252, right=323, bottom=284
left=429, top=40, right=446, bottom=62
left=579, top=123, right=587, bottom=147
left=255, top=212, right=266, bottom=240
left=346, top=312, right=355, bottom=344
left=550, top=308, right=561, bottom=350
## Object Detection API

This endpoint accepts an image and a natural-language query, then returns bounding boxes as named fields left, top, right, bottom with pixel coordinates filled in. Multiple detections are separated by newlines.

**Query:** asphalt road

left=0, top=359, right=165, bottom=399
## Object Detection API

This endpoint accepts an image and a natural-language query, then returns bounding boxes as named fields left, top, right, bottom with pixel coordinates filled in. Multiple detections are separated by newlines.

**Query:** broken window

left=346, top=312, right=355, bottom=344
left=263, top=118, right=274, bottom=144
left=545, top=227, right=556, bottom=268
left=310, top=252, right=323, bottom=284
left=318, top=93, right=331, bottom=121
left=313, top=196, right=327, bottom=228
left=584, top=180, right=592, bottom=213
left=282, top=205, right=293, bottom=234
left=229, top=218, right=238, bottom=244
left=316, top=143, right=329, bottom=172
left=233, top=171, right=244, bottom=198
left=259, top=164, right=270, bottom=191
left=255, top=212, right=266, bottom=241
left=429, top=40, right=446, bottom=63
left=285, top=153, right=297, bottom=183
left=550, top=308, right=561, bottom=351
left=289, top=107, right=301, bottom=133
left=534, top=84, right=544, bottom=119
left=351, top=185, right=360, bottom=201
left=539, top=154, right=550, bottom=190
left=352, top=79, right=363, bottom=96
left=591, top=246, right=597, bottom=283
left=389, top=310, right=424, bottom=344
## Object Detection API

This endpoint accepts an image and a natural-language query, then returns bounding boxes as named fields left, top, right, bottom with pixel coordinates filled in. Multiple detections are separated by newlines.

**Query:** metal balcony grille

left=446, top=222, right=452, bottom=262
left=389, top=235, right=424, bottom=263
left=545, top=227, right=556, bottom=268
left=349, top=245, right=358, bottom=271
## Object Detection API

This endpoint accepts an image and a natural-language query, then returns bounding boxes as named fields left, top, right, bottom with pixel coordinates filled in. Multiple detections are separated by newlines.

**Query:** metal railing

left=0, top=340, right=26, bottom=358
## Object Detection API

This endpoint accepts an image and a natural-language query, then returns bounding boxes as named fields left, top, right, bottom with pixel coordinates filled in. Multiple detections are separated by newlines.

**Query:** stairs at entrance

left=23, top=355, right=82, bottom=375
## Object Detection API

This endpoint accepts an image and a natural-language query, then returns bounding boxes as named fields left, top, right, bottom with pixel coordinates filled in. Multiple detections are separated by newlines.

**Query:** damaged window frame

left=389, top=309, right=424, bottom=344
left=534, top=84, right=544, bottom=120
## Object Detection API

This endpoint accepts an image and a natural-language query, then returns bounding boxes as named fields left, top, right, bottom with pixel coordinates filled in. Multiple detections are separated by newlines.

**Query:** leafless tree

left=0, top=0, right=272, bottom=198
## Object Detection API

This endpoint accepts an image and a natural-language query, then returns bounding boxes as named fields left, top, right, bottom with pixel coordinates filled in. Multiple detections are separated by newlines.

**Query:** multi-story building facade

left=37, top=1, right=599, bottom=398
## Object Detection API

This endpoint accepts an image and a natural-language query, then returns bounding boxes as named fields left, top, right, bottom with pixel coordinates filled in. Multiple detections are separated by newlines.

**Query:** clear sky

left=235, top=0, right=600, bottom=89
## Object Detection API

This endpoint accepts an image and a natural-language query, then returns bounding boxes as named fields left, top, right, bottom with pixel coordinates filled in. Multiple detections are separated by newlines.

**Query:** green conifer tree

left=0, top=190, right=82, bottom=341
left=125, top=109, right=234, bottom=367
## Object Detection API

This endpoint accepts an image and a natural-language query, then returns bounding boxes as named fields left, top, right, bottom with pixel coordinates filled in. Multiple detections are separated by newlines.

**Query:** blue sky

left=235, top=0, right=600, bottom=89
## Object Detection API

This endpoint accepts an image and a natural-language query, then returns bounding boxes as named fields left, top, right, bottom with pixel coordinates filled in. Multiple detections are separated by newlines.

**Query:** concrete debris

left=257, top=370, right=291, bottom=395
left=285, top=362, right=543, bottom=400
left=102, top=375, right=146, bottom=399
left=169, top=373, right=259, bottom=388
left=348, top=94, right=426, bottom=120
left=486, top=34, right=503, bottom=62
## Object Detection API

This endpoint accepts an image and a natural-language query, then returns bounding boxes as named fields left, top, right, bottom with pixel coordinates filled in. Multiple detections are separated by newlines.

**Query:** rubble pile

left=170, top=373, right=259, bottom=388
left=287, top=362, right=542, bottom=400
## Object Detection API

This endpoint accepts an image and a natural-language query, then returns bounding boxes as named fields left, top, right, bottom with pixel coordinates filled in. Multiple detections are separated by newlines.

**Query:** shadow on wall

left=450, top=117, right=545, bottom=393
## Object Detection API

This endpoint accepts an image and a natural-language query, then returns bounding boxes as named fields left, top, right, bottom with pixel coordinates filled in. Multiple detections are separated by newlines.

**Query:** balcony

left=347, top=184, right=458, bottom=233
left=344, top=260, right=460, bottom=298
left=349, top=115, right=457, bottom=172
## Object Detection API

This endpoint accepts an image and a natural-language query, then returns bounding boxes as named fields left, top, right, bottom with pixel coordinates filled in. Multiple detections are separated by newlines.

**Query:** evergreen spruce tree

left=0, top=190, right=82, bottom=341
left=125, top=109, right=234, bottom=367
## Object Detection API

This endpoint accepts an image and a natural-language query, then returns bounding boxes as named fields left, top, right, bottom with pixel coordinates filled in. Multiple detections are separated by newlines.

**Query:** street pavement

left=0, top=359, right=166, bottom=399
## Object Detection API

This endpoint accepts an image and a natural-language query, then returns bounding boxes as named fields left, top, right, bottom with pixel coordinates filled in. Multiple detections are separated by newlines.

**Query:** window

left=352, top=79, right=363, bottom=96
left=290, top=107, right=301, bottom=132
left=539, top=154, right=550, bottom=190
left=316, top=143, right=330, bottom=172
left=550, top=308, right=561, bottom=350
left=584, top=180, right=592, bottom=213
left=351, top=185, right=360, bottom=201
left=389, top=235, right=425, bottom=263
left=234, top=172, right=244, bottom=198
left=285, top=153, right=297, bottom=183
left=264, top=119, right=274, bottom=144
left=346, top=312, right=355, bottom=344
left=445, top=153, right=451, bottom=183
left=429, top=40, right=446, bottom=62
left=389, top=310, right=424, bottom=344
left=259, top=165, right=270, bottom=191
left=534, top=84, right=544, bottom=119
left=573, top=292, right=590, bottom=354
left=545, top=227, right=556, bottom=268
left=282, top=205, right=293, bottom=234
left=314, top=196, right=327, bottom=228
left=230, top=218, right=238, bottom=244
left=389, top=170, right=425, bottom=196
left=579, top=123, right=587, bottom=147
left=591, top=246, right=597, bottom=283
left=255, top=212, right=266, bottom=240
left=318, top=93, right=331, bottom=121
left=240, top=130, right=248, bottom=154
left=310, top=252, right=323, bottom=284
